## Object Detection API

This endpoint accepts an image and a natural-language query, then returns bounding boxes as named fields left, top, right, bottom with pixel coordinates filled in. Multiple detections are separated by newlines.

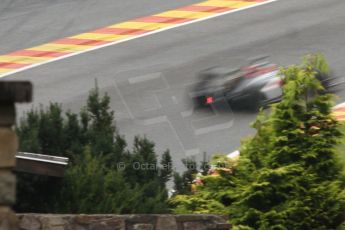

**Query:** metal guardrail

left=15, top=152, right=69, bottom=177
left=16, top=152, right=68, bottom=165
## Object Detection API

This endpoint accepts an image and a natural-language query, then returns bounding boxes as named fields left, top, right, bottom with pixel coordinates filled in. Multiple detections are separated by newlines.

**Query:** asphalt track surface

left=1, top=0, right=345, bottom=171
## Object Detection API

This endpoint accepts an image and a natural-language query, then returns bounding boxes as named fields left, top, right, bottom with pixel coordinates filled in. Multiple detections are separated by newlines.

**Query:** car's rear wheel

left=246, top=91, right=266, bottom=112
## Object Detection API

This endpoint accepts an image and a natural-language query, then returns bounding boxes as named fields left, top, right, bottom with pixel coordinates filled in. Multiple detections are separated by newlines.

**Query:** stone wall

left=17, top=214, right=232, bottom=230
left=0, top=82, right=32, bottom=230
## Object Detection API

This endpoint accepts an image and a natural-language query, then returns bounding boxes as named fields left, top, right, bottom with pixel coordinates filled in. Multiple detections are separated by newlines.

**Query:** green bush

left=15, top=86, right=172, bottom=213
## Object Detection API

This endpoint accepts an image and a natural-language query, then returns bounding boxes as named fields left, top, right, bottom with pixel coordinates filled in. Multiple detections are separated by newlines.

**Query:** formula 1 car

left=190, top=56, right=344, bottom=111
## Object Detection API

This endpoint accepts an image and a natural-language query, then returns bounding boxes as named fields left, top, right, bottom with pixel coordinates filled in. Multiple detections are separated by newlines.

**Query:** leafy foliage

left=170, top=154, right=236, bottom=214
left=15, top=86, right=172, bottom=213
left=172, top=158, right=199, bottom=195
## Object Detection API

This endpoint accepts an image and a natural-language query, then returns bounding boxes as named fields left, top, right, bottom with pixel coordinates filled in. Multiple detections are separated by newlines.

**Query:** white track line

left=0, top=0, right=279, bottom=78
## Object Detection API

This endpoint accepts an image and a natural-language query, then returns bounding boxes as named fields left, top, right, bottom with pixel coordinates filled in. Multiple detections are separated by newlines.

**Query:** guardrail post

left=0, top=81, right=32, bottom=230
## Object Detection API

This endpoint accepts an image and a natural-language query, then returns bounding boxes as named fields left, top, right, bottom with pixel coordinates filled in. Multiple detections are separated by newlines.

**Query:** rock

left=74, top=214, right=97, bottom=225
left=183, top=222, right=207, bottom=230
left=0, top=171, right=16, bottom=205
left=130, top=223, right=153, bottom=230
left=50, top=227, right=64, bottom=230
left=0, top=128, right=17, bottom=168
left=0, top=206, right=18, bottom=230
left=89, top=218, right=125, bottom=230
left=125, top=215, right=156, bottom=224
left=40, top=216, right=66, bottom=230
left=156, top=215, right=178, bottom=230
left=18, top=215, right=41, bottom=230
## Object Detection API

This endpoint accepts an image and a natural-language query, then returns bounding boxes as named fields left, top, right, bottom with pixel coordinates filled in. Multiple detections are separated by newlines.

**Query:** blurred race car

left=190, top=56, right=343, bottom=111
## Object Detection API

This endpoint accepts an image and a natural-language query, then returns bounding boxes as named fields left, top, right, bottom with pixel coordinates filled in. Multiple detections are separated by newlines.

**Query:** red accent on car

left=243, top=65, right=278, bottom=78
left=278, top=78, right=283, bottom=86
left=206, top=96, right=214, bottom=104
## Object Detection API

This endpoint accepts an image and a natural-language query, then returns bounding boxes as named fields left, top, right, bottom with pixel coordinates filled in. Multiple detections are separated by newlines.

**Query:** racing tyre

left=247, top=91, right=266, bottom=112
